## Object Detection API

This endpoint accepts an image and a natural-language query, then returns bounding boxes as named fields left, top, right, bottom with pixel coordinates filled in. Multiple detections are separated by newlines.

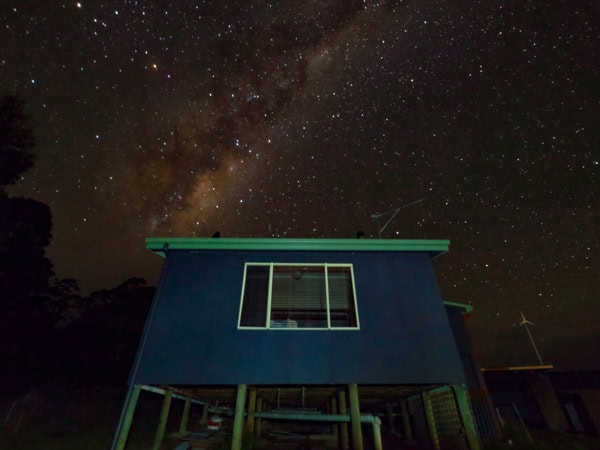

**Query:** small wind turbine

left=519, top=311, right=544, bottom=365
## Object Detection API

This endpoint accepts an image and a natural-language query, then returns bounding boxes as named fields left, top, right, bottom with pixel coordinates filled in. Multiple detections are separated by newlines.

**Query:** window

left=238, top=263, right=359, bottom=330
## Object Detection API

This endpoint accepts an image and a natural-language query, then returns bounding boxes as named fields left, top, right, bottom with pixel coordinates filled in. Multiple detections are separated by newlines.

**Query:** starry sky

left=1, top=0, right=598, bottom=369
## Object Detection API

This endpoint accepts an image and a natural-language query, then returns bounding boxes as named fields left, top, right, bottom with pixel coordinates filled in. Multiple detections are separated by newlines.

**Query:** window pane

left=240, top=265, right=269, bottom=327
left=271, top=266, right=327, bottom=328
left=327, top=267, right=358, bottom=328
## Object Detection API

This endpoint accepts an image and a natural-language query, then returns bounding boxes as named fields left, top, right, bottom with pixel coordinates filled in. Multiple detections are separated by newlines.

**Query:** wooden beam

left=338, top=390, right=350, bottom=450
left=152, top=390, right=173, bottom=450
left=113, top=384, right=141, bottom=450
left=231, top=384, right=247, bottom=450
left=179, top=396, right=191, bottom=435
left=348, top=384, right=364, bottom=450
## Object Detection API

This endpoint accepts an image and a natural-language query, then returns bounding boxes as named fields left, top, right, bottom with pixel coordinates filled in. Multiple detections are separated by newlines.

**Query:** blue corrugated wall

left=133, top=249, right=467, bottom=385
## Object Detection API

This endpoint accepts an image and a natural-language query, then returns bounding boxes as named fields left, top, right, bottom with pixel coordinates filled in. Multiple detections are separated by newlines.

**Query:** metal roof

left=146, top=237, right=450, bottom=257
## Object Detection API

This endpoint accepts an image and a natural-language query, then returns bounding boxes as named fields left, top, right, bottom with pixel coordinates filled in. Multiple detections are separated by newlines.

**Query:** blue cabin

left=112, top=238, right=497, bottom=450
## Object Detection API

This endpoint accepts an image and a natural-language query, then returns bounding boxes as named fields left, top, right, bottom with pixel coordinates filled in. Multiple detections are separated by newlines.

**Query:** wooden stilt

left=152, top=390, right=173, bottom=450
left=179, top=396, right=191, bottom=435
left=372, top=417, right=383, bottom=450
left=338, top=390, right=350, bottom=450
left=386, top=403, right=395, bottom=433
left=401, top=399, right=412, bottom=439
left=255, top=398, right=263, bottom=439
left=348, top=384, right=364, bottom=450
left=200, top=402, right=209, bottom=425
left=452, top=385, right=481, bottom=450
left=422, top=391, right=439, bottom=450
left=113, top=384, right=141, bottom=450
left=231, top=384, right=247, bottom=450
left=330, top=397, right=339, bottom=438
left=247, top=387, right=257, bottom=449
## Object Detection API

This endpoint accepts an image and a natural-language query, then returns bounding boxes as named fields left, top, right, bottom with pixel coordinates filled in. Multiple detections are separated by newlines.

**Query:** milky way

left=1, top=0, right=598, bottom=368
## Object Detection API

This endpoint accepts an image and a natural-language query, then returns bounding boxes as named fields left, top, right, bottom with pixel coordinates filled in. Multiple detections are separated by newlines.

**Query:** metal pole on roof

left=371, top=198, right=425, bottom=238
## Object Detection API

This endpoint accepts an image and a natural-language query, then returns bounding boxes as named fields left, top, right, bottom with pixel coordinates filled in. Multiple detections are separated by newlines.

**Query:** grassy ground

left=0, top=385, right=173, bottom=450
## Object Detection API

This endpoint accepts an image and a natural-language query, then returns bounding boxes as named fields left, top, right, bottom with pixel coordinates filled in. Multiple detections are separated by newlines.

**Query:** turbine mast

left=519, top=311, right=544, bottom=365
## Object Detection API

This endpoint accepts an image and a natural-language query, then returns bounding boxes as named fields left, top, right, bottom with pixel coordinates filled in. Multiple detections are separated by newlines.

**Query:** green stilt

left=255, top=398, right=263, bottom=439
left=114, top=384, right=141, bottom=450
left=247, top=387, right=257, bottom=449
left=348, top=384, right=364, bottom=450
left=152, top=390, right=173, bottom=450
left=372, top=417, right=383, bottom=450
left=179, top=396, right=192, bottom=435
left=422, top=391, right=439, bottom=450
left=338, top=390, right=350, bottom=450
left=452, top=385, right=481, bottom=450
left=330, top=397, right=339, bottom=438
left=401, top=400, right=412, bottom=439
left=231, top=384, right=247, bottom=450
left=386, top=403, right=395, bottom=433
left=200, top=403, right=209, bottom=425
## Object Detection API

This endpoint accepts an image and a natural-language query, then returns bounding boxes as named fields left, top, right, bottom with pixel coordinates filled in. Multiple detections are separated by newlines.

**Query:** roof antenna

left=519, top=311, right=544, bottom=365
left=371, top=198, right=425, bottom=238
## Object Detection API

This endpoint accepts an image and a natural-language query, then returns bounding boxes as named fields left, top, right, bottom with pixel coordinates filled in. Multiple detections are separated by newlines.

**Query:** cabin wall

left=445, top=305, right=485, bottom=389
left=134, top=249, right=466, bottom=385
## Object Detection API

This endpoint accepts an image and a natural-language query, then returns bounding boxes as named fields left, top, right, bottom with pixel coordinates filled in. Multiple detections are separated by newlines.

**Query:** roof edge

left=443, top=301, right=474, bottom=315
left=146, top=237, right=450, bottom=257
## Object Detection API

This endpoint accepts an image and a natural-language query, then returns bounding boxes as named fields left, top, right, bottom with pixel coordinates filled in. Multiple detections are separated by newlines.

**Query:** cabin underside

left=111, top=383, right=499, bottom=450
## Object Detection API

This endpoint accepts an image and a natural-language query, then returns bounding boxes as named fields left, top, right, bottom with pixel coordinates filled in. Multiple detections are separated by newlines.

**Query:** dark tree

left=0, top=94, right=56, bottom=389
left=0, top=95, right=35, bottom=187
left=58, top=278, right=154, bottom=384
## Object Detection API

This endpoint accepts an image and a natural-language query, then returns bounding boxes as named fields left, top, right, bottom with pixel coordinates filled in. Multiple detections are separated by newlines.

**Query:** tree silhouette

left=0, top=95, right=35, bottom=187
left=0, top=94, right=55, bottom=389
left=58, top=278, right=154, bottom=384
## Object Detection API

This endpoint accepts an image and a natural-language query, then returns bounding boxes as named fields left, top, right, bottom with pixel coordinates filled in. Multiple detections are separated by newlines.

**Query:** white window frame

left=237, top=262, right=360, bottom=330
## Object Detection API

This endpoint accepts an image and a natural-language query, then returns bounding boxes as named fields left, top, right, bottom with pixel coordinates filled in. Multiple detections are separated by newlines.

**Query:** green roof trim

left=443, top=301, right=474, bottom=314
left=146, top=237, right=449, bottom=257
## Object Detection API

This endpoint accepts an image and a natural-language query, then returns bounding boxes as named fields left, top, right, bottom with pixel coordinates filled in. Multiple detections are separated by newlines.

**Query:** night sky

left=2, top=1, right=598, bottom=369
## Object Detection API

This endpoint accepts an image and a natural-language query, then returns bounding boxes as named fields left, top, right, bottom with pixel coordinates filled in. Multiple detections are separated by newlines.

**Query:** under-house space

left=111, top=238, right=499, bottom=449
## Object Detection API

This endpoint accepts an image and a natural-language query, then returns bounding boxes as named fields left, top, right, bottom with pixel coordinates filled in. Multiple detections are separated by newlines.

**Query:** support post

left=231, top=384, right=247, bottom=450
left=400, top=399, right=412, bottom=440
left=338, top=390, right=350, bottom=450
left=452, top=385, right=481, bottom=450
left=348, top=384, right=364, bottom=450
left=113, top=384, right=141, bottom=450
left=152, top=390, right=173, bottom=450
left=200, top=402, right=209, bottom=425
left=330, top=397, right=339, bottom=438
left=246, top=387, right=257, bottom=448
left=372, top=417, right=383, bottom=450
left=386, top=403, right=395, bottom=433
left=179, top=396, right=192, bottom=435
left=255, top=397, right=263, bottom=440
left=422, top=391, right=439, bottom=450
